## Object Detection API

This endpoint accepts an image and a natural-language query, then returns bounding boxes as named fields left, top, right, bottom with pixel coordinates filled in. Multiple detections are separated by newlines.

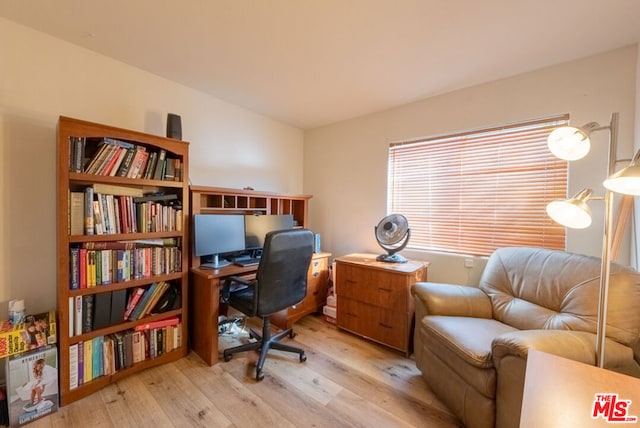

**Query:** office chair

left=221, top=228, right=314, bottom=380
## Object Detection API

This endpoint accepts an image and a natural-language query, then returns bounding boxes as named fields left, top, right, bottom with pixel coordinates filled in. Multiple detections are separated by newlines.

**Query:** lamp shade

left=547, top=126, right=591, bottom=161
left=546, top=189, right=593, bottom=229
left=603, top=164, right=640, bottom=195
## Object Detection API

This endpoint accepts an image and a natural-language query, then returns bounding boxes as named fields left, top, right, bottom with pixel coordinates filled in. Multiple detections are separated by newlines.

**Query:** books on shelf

left=68, top=320, right=182, bottom=390
left=69, top=136, right=182, bottom=181
left=68, top=282, right=180, bottom=334
left=68, top=241, right=181, bottom=290
left=71, top=187, right=182, bottom=236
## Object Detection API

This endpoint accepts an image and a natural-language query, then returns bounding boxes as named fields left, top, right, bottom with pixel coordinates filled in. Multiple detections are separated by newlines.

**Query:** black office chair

left=222, top=228, right=314, bottom=380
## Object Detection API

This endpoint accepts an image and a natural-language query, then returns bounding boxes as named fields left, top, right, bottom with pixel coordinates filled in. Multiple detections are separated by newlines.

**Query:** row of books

left=70, top=185, right=183, bottom=236
left=68, top=318, right=182, bottom=390
left=69, top=243, right=182, bottom=289
left=69, top=282, right=180, bottom=336
left=69, top=136, right=183, bottom=182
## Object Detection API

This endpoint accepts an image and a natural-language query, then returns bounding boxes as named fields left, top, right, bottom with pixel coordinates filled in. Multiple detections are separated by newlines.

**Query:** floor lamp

left=546, top=112, right=640, bottom=368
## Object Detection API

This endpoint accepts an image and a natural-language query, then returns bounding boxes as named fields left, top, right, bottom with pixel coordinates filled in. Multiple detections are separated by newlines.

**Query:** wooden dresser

left=335, top=253, right=428, bottom=356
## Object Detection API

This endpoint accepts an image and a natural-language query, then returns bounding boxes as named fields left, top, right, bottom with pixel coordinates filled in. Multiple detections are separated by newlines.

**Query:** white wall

left=0, top=18, right=304, bottom=317
left=304, top=46, right=638, bottom=285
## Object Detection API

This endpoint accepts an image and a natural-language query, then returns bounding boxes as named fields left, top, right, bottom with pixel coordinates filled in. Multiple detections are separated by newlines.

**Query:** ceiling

left=2, top=0, right=640, bottom=129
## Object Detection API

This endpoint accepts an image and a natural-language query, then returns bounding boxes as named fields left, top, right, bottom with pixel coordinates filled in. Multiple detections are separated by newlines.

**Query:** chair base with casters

left=220, top=228, right=315, bottom=381
left=222, top=316, right=306, bottom=381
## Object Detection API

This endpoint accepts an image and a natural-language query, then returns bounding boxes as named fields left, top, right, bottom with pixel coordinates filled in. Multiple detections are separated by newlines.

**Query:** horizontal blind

left=388, top=115, right=569, bottom=256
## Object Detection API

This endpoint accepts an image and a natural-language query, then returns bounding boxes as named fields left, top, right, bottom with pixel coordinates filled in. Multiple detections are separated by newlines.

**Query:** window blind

left=387, top=115, right=569, bottom=256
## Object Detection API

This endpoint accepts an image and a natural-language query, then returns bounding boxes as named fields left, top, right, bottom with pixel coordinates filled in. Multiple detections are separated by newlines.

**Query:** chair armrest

left=411, top=282, right=492, bottom=319
left=492, top=330, right=634, bottom=369
left=222, top=276, right=254, bottom=302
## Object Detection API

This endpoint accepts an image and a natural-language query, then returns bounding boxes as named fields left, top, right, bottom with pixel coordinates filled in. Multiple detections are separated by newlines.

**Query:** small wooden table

left=520, top=350, right=640, bottom=427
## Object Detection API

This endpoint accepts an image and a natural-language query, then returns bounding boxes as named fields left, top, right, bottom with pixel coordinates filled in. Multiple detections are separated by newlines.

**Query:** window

left=387, top=115, right=569, bottom=256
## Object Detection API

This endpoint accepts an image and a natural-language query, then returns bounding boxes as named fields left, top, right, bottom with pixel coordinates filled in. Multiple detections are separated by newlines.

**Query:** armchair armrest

left=492, top=330, right=634, bottom=369
left=411, top=282, right=492, bottom=320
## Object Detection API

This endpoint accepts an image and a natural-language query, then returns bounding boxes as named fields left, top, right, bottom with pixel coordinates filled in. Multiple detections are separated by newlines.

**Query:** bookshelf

left=56, top=116, right=189, bottom=406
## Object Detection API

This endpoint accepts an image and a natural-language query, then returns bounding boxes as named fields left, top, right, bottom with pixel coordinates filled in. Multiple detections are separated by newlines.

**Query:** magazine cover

left=5, top=345, right=58, bottom=427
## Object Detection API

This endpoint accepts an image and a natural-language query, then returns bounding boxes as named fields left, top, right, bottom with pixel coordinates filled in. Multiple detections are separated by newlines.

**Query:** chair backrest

left=254, top=228, right=315, bottom=316
left=479, top=247, right=640, bottom=346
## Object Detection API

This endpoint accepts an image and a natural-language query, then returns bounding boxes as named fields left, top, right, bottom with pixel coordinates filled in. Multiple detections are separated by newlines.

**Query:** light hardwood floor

left=30, top=315, right=462, bottom=427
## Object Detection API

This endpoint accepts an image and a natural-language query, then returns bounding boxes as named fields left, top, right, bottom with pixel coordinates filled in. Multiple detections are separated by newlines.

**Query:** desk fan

left=375, top=214, right=410, bottom=263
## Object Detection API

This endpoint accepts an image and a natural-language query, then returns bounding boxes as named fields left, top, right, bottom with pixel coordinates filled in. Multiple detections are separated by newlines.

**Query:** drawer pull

left=313, top=272, right=320, bottom=277
left=378, top=287, right=393, bottom=293
left=345, top=312, right=358, bottom=317
left=379, top=323, right=393, bottom=329
left=346, top=279, right=357, bottom=285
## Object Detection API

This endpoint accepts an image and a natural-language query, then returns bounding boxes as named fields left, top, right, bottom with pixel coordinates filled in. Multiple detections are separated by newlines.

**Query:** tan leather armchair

left=412, top=247, right=640, bottom=428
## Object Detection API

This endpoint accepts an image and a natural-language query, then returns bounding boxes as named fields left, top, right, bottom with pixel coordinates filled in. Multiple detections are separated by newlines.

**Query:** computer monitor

left=193, top=214, right=246, bottom=268
left=244, top=214, right=295, bottom=250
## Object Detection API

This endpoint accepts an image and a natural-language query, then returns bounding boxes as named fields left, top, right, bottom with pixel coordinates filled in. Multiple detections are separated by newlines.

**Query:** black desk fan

left=374, top=214, right=410, bottom=263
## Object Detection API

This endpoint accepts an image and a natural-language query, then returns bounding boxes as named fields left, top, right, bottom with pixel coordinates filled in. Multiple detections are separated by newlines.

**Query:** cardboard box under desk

left=0, top=311, right=57, bottom=359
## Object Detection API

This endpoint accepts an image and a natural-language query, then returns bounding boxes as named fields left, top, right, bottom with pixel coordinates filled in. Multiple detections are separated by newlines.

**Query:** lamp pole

left=595, top=112, right=618, bottom=368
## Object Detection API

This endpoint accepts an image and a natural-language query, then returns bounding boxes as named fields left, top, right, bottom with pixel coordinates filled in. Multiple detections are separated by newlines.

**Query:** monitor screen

left=193, top=214, right=246, bottom=268
left=245, top=214, right=295, bottom=249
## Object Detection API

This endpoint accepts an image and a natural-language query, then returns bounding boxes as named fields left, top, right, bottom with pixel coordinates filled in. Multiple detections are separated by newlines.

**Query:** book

left=69, top=191, right=85, bottom=235
left=116, top=147, right=137, bottom=177
left=69, top=248, right=80, bottom=289
left=74, top=296, right=82, bottom=336
left=143, top=151, right=158, bottom=179
left=110, top=289, right=128, bottom=325
left=84, top=141, right=111, bottom=175
left=126, top=146, right=148, bottom=178
left=92, top=336, right=103, bottom=379
left=83, top=340, right=92, bottom=384
left=136, top=281, right=168, bottom=319
left=153, top=149, right=167, bottom=180
left=92, top=292, right=112, bottom=330
left=128, top=283, right=158, bottom=321
left=103, top=336, right=115, bottom=376
left=81, top=295, right=94, bottom=333
left=77, top=341, right=84, bottom=386
left=133, top=316, right=180, bottom=332
left=92, top=182, right=144, bottom=198
left=5, top=345, right=59, bottom=427
left=123, top=288, right=145, bottom=321
left=69, top=343, right=79, bottom=390
left=83, top=187, right=94, bottom=235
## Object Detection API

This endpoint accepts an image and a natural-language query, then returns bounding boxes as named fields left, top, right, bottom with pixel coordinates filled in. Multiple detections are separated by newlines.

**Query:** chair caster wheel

left=289, top=330, right=296, bottom=339
left=300, top=352, right=307, bottom=362
left=256, top=369, right=264, bottom=381
left=223, top=353, right=232, bottom=362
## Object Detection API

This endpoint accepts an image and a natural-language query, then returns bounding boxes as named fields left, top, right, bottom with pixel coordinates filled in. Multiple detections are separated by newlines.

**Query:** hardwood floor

left=32, top=315, right=462, bottom=427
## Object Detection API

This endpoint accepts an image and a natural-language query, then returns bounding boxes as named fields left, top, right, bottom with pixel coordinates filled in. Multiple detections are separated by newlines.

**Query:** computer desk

left=190, top=263, right=258, bottom=366
left=189, top=252, right=331, bottom=366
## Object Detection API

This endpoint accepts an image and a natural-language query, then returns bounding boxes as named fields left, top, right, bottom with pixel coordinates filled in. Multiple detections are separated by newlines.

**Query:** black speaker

left=166, top=113, right=182, bottom=140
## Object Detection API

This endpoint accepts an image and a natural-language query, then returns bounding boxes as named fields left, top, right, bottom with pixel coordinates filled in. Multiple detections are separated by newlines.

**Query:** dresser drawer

left=337, top=297, right=409, bottom=352
left=337, top=264, right=410, bottom=310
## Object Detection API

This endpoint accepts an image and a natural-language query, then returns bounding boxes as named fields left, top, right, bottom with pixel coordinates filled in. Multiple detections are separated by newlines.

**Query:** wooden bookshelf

left=56, top=116, right=190, bottom=406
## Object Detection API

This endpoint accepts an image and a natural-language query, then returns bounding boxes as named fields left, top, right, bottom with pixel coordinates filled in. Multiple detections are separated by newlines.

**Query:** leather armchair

left=412, top=247, right=640, bottom=428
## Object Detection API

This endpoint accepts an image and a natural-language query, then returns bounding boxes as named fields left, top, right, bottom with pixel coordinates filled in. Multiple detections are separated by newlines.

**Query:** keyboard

left=234, top=258, right=261, bottom=267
